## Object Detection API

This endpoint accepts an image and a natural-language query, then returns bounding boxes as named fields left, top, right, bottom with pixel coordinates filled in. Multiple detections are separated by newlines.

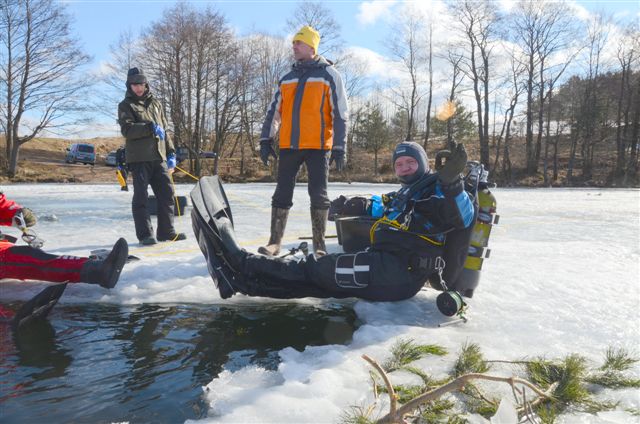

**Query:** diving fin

left=192, top=208, right=240, bottom=299
left=190, top=174, right=244, bottom=259
left=190, top=175, right=234, bottom=227
left=12, top=283, right=67, bottom=330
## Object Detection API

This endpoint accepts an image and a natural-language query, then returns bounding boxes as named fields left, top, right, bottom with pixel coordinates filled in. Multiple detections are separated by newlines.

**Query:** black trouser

left=272, top=149, right=330, bottom=210
left=241, top=250, right=432, bottom=302
left=129, top=160, right=175, bottom=241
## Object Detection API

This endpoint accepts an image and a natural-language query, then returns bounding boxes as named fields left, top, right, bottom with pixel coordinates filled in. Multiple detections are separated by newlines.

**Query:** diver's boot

left=257, top=207, right=289, bottom=256
left=79, top=238, right=128, bottom=289
left=311, top=208, right=328, bottom=256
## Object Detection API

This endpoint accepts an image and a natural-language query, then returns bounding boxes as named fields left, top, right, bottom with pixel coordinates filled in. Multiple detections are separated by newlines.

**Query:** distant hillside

left=1, top=134, right=637, bottom=187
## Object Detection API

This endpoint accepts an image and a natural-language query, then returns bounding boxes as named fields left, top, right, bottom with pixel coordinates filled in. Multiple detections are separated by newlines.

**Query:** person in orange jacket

left=0, top=192, right=128, bottom=289
left=258, top=25, right=349, bottom=257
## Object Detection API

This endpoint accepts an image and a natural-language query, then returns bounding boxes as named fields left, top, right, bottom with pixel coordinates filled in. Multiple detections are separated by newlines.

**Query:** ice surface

left=1, top=183, right=638, bottom=423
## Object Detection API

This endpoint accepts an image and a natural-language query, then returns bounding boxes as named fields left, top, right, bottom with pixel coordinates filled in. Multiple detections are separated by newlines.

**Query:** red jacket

left=0, top=193, right=21, bottom=251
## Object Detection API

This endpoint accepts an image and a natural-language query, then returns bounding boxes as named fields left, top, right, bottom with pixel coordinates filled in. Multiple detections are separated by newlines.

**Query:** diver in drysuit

left=192, top=141, right=474, bottom=301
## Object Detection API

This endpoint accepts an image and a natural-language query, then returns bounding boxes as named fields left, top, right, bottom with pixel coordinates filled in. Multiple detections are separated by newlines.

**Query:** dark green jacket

left=118, top=89, right=174, bottom=164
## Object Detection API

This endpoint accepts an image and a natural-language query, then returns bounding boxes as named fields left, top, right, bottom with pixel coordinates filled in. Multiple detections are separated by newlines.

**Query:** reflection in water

left=0, top=302, right=357, bottom=423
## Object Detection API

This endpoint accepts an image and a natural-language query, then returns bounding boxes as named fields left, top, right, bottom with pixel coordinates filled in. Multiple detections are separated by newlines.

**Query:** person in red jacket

left=0, top=192, right=128, bottom=288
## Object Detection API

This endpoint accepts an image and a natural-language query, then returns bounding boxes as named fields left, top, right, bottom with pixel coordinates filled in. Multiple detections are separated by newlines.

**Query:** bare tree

left=441, top=50, right=465, bottom=145
left=96, top=29, right=141, bottom=120
left=250, top=33, right=291, bottom=119
left=0, top=0, right=91, bottom=177
left=142, top=3, right=193, bottom=155
left=248, top=32, right=291, bottom=177
left=449, top=0, right=501, bottom=169
left=512, top=0, right=577, bottom=175
left=138, top=4, right=238, bottom=177
left=568, top=13, right=610, bottom=181
left=387, top=9, right=427, bottom=141
left=493, top=49, right=526, bottom=184
left=334, top=52, right=367, bottom=171
left=613, top=24, right=638, bottom=184
left=286, top=1, right=342, bottom=58
left=423, top=22, right=434, bottom=148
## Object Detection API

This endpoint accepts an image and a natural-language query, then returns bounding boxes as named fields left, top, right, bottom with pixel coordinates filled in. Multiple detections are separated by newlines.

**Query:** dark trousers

left=272, top=149, right=330, bottom=210
left=242, top=250, right=431, bottom=302
left=129, top=161, right=176, bottom=241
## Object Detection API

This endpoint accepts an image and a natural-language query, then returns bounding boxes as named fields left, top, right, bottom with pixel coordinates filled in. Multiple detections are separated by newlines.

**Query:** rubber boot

left=311, top=208, right=328, bottom=256
left=257, top=207, right=289, bottom=256
left=79, top=238, right=129, bottom=289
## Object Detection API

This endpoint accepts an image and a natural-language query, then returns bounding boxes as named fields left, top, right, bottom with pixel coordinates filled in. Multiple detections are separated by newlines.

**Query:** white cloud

left=567, top=0, right=592, bottom=21
left=356, top=0, right=398, bottom=26
left=498, top=0, right=517, bottom=13
left=343, top=45, right=396, bottom=79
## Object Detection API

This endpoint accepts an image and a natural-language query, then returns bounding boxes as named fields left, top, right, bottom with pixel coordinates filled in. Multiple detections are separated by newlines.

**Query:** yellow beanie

left=293, top=25, right=320, bottom=53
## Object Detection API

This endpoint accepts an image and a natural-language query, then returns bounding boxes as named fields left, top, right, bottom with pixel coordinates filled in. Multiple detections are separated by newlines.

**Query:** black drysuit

left=195, top=173, right=475, bottom=302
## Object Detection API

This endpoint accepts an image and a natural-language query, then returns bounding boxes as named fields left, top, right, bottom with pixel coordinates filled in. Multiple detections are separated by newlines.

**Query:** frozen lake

left=0, top=183, right=638, bottom=423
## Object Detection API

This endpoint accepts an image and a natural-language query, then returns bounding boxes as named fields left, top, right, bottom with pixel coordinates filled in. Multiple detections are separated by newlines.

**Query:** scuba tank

left=459, top=181, right=498, bottom=292
left=436, top=162, right=498, bottom=317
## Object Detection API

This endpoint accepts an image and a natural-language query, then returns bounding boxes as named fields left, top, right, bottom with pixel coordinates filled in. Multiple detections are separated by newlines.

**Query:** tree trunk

left=614, top=63, right=628, bottom=183
left=525, top=55, right=535, bottom=174
left=423, top=27, right=433, bottom=149
left=481, top=52, right=490, bottom=169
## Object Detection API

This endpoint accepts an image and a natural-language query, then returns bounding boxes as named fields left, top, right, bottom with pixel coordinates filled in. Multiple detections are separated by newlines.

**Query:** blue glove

left=167, top=153, right=176, bottom=169
left=152, top=123, right=165, bottom=141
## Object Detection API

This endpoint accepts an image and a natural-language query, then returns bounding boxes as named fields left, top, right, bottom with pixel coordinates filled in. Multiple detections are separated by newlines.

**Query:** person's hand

left=329, top=149, right=345, bottom=172
left=13, top=208, right=36, bottom=228
left=167, top=152, right=177, bottom=170
left=260, top=139, right=277, bottom=166
left=152, top=123, right=165, bottom=141
left=435, top=142, right=467, bottom=184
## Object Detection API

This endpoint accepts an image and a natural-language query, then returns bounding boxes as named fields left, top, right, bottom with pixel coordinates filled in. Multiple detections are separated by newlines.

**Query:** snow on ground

left=1, top=183, right=639, bottom=423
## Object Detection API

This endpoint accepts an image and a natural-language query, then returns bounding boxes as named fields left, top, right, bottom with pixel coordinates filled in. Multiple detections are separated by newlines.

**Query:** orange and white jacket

left=260, top=56, right=348, bottom=152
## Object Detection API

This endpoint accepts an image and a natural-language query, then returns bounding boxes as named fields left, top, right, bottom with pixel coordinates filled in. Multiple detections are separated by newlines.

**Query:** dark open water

left=0, top=302, right=358, bottom=423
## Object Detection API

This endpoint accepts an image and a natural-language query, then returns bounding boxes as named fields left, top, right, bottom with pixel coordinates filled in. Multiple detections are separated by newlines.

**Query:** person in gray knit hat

left=392, top=141, right=430, bottom=186
left=193, top=141, right=476, bottom=304
left=118, top=67, right=186, bottom=246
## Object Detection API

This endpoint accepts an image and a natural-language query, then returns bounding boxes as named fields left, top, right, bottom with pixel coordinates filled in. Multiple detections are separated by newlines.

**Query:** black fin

left=12, top=283, right=67, bottom=330
left=192, top=209, right=237, bottom=299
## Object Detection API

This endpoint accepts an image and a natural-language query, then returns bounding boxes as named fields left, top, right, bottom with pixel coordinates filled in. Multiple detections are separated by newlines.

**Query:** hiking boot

left=257, top=207, right=289, bottom=256
left=80, top=238, right=129, bottom=289
left=158, top=233, right=187, bottom=242
left=140, top=236, right=157, bottom=246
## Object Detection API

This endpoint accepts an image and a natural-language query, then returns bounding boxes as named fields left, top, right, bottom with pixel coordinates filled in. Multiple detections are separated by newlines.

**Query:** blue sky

left=57, top=0, right=637, bottom=137
left=64, top=0, right=638, bottom=70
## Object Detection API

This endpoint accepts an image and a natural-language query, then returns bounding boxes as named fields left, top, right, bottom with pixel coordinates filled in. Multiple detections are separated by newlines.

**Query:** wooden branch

left=362, top=355, right=397, bottom=419
left=374, top=372, right=551, bottom=424
left=516, top=381, right=558, bottom=414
